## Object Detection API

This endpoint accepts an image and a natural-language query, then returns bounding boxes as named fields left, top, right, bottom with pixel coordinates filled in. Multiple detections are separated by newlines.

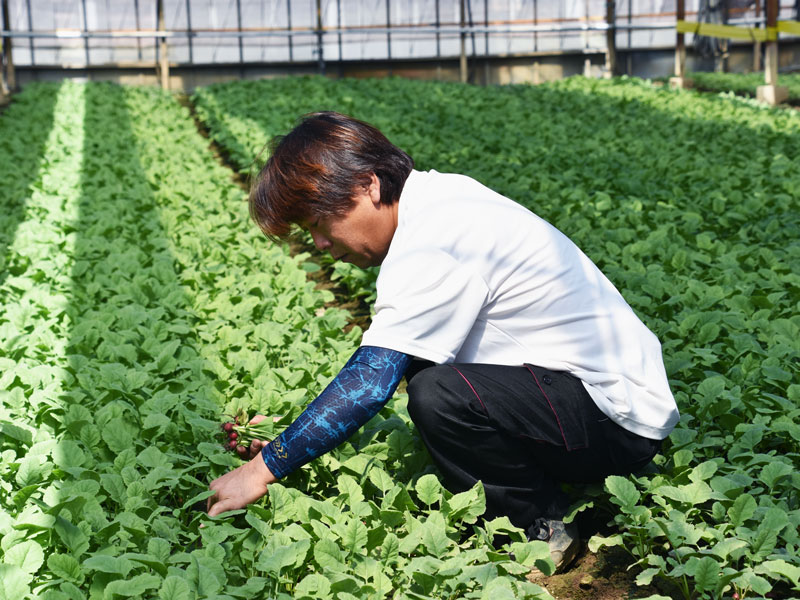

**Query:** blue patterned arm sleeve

left=261, top=346, right=412, bottom=478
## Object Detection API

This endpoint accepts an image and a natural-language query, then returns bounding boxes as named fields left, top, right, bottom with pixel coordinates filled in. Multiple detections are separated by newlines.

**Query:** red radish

left=228, top=431, right=238, bottom=440
left=222, top=422, right=234, bottom=432
left=228, top=440, right=238, bottom=450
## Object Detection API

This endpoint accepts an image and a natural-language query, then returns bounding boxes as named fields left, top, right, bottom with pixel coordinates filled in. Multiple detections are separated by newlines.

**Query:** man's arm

left=207, top=346, right=411, bottom=516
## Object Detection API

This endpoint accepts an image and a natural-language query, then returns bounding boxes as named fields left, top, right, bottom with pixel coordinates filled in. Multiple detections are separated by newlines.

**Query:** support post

left=134, top=0, right=142, bottom=61
left=717, top=0, right=729, bottom=73
left=753, top=0, right=761, bottom=71
left=604, top=0, right=616, bottom=78
left=1, top=0, right=16, bottom=93
left=757, top=0, right=788, bottom=105
left=459, top=0, right=467, bottom=83
left=336, top=0, right=343, bottom=76
left=157, top=0, right=169, bottom=90
left=386, top=0, right=391, bottom=74
left=315, top=0, right=325, bottom=75
left=287, top=0, right=293, bottom=62
left=670, top=0, right=690, bottom=89
left=25, top=0, right=32, bottom=65
left=81, top=0, right=90, bottom=66
left=235, top=0, right=243, bottom=64
left=185, top=0, right=193, bottom=64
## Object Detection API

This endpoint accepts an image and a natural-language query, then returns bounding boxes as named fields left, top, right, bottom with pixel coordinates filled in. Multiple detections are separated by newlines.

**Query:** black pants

left=405, top=362, right=662, bottom=530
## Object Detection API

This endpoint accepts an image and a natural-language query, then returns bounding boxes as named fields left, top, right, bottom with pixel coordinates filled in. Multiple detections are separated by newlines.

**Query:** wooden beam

left=757, top=0, right=788, bottom=105
left=604, top=0, right=616, bottom=78
left=670, top=0, right=689, bottom=89
left=157, top=0, right=169, bottom=89
left=753, top=0, right=761, bottom=72
left=1, top=0, right=15, bottom=92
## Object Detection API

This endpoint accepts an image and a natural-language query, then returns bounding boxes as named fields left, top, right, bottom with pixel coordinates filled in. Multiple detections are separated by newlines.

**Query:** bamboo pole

left=757, top=0, right=787, bottom=105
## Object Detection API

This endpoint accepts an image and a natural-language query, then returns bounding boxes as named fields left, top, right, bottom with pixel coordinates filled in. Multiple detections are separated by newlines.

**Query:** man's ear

left=368, top=173, right=381, bottom=206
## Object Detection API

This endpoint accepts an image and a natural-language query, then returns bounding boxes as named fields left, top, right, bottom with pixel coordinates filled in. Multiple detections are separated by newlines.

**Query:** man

left=207, top=111, right=679, bottom=571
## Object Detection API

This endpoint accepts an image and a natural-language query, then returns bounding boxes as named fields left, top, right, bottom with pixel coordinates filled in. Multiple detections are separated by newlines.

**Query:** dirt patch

left=529, top=545, right=680, bottom=600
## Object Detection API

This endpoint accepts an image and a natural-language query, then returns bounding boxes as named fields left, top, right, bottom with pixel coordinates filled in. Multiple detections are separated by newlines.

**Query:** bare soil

left=529, top=544, right=680, bottom=600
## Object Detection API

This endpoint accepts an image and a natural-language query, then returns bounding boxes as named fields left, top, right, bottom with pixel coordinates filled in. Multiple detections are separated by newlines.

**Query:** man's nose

left=310, top=230, right=331, bottom=250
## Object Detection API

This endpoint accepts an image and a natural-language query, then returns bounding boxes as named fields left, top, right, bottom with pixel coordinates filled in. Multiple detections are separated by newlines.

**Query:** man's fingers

left=249, top=440, right=261, bottom=459
left=207, top=499, right=230, bottom=518
left=248, top=414, right=282, bottom=425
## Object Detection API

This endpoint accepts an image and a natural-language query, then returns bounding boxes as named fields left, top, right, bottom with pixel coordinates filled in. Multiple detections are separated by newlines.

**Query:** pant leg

left=406, top=362, right=661, bottom=529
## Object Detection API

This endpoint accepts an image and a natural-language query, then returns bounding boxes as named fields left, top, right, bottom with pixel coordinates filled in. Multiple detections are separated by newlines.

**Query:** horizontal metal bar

left=0, top=24, right=668, bottom=40
left=0, top=18, right=773, bottom=40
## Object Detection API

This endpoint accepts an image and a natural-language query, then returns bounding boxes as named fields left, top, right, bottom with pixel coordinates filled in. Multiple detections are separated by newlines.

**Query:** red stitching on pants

left=525, top=364, right=569, bottom=449
left=449, top=366, right=488, bottom=414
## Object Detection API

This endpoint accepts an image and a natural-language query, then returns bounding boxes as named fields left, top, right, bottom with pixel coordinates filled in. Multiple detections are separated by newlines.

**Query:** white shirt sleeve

left=361, top=247, right=490, bottom=364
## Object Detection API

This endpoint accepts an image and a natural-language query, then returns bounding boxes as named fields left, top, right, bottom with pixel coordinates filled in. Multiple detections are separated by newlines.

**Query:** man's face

left=302, top=173, right=398, bottom=269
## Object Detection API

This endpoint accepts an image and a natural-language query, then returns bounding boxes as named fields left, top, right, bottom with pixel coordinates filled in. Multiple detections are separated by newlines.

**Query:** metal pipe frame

left=1, top=22, right=723, bottom=40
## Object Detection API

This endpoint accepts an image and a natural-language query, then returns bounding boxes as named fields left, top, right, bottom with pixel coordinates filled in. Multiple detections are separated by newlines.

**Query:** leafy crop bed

left=0, top=81, right=557, bottom=600
left=683, top=71, right=800, bottom=103
left=193, top=76, right=800, bottom=599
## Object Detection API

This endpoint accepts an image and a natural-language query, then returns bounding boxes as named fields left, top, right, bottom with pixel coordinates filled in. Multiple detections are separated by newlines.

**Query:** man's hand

left=234, top=414, right=281, bottom=460
left=207, top=451, right=277, bottom=517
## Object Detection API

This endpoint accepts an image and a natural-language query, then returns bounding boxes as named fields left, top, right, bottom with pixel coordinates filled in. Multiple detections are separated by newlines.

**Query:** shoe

left=526, top=518, right=580, bottom=573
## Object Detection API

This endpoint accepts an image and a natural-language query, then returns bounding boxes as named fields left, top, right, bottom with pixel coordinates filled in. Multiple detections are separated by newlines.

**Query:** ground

left=529, top=544, right=677, bottom=600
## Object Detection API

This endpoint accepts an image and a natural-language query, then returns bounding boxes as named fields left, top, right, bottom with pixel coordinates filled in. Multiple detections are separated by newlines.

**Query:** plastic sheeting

left=2, top=0, right=783, bottom=67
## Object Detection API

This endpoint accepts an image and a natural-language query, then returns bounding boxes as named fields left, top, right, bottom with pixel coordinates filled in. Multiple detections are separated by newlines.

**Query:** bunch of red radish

left=220, top=414, right=274, bottom=453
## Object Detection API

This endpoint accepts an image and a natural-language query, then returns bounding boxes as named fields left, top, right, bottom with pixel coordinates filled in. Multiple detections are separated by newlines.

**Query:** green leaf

left=509, top=540, right=553, bottom=574
left=636, top=568, right=660, bottom=586
left=294, top=573, right=332, bottom=599
left=46, top=553, right=83, bottom=584
left=3, top=540, right=44, bottom=574
left=341, top=519, right=368, bottom=555
left=0, top=564, right=31, bottom=600
left=83, top=554, right=135, bottom=577
left=337, top=474, right=364, bottom=506
left=52, top=440, right=86, bottom=469
left=415, top=474, right=442, bottom=506
left=756, top=560, right=800, bottom=588
left=605, top=475, right=640, bottom=510
left=727, top=494, right=756, bottom=527
left=158, top=576, right=190, bottom=600
left=54, top=516, right=89, bottom=557
left=368, top=467, right=394, bottom=493
left=686, top=556, right=720, bottom=591
left=759, top=461, right=793, bottom=490
left=101, top=418, right=134, bottom=453
left=313, top=537, right=345, bottom=572
left=103, top=574, right=161, bottom=598
left=734, top=571, right=772, bottom=596
left=588, top=533, right=623, bottom=553
left=380, top=532, right=400, bottom=566
left=420, top=511, right=450, bottom=557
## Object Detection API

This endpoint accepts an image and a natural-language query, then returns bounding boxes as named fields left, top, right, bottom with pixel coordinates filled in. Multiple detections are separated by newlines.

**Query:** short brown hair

left=249, top=111, right=414, bottom=239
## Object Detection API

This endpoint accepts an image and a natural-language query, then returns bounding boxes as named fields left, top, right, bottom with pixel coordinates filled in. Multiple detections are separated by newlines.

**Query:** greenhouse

left=1, top=2, right=799, bottom=600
